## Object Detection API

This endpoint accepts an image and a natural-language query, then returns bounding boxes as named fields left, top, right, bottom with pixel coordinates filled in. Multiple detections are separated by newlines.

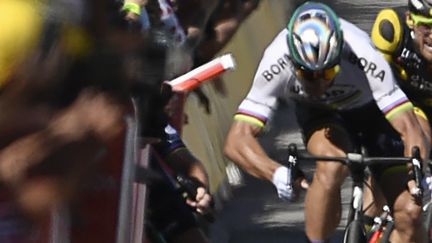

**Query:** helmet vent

left=287, top=2, right=343, bottom=71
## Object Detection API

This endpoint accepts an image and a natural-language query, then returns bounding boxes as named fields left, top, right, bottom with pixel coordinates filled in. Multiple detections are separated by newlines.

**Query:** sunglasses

left=295, top=65, right=341, bottom=81
left=410, top=13, right=432, bottom=35
left=410, top=13, right=432, bottom=26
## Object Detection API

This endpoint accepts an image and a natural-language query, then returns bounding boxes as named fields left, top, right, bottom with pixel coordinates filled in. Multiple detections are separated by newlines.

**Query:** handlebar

left=287, top=143, right=424, bottom=196
left=288, top=144, right=417, bottom=165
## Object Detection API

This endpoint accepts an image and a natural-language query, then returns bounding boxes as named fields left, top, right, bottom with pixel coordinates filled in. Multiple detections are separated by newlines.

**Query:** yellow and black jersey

left=371, top=7, right=432, bottom=108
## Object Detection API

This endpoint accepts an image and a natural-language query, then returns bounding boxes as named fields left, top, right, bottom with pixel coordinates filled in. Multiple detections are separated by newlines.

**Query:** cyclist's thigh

left=295, top=102, right=358, bottom=153
left=308, top=128, right=352, bottom=185
left=379, top=168, right=418, bottom=208
left=295, top=102, right=354, bottom=181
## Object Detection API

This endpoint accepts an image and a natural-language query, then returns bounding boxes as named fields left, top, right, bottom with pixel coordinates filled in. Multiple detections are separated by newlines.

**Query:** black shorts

left=294, top=101, right=405, bottom=179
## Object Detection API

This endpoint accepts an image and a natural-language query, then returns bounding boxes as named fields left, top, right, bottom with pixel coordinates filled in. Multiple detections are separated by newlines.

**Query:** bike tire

left=343, top=220, right=366, bottom=243
left=424, top=203, right=432, bottom=242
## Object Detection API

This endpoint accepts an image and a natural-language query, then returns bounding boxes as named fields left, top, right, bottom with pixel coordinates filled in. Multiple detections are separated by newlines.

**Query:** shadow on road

left=209, top=172, right=346, bottom=243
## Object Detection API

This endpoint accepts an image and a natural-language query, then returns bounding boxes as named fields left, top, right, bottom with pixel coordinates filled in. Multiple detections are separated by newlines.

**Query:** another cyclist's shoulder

left=371, top=7, right=407, bottom=59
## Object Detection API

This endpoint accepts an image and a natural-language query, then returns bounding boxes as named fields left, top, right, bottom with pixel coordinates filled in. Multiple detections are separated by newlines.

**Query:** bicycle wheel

left=343, top=219, right=366, bottom=243
left=424, top=203, right=432, bottom=242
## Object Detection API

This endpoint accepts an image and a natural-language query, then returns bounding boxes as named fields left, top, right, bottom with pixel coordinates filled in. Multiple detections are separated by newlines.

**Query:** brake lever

left=411, top=146, right=423, bottom=196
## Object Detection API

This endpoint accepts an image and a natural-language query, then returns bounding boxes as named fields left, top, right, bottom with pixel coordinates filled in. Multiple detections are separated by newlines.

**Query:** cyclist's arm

left=0, top=90, right=125, bottom=184
left=224, top=120, right=280, bottom=181
left=166, top=148, right=212, bottom=214
left=165, top=148, right=209, bottom=188
left=388, top=110, right=430, bottom=160
left=224, top=28, right=292, bottom=181
left=158, top=125, right=212, bottom=213
left=157, top=125, right=209, bottom=187
left=367, top=50, right=430, bottom=159
left=345, top=19, right=426, bottom=159
left=0, top=89, right=125, bottom=220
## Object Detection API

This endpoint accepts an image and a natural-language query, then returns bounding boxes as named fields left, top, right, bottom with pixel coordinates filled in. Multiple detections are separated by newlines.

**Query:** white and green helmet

left=287, top=2, right=344, bottom=71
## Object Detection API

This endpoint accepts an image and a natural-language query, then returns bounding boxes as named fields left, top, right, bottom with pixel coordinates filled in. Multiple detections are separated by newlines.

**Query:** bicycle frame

left=367, top=206, right=394, bottom=243
left=351, top=183, right=364, bottom=220
left=287, top=143, right=423, bottom=243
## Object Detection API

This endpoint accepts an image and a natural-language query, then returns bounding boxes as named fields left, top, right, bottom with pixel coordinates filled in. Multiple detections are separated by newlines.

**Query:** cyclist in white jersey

left=224, top=2, right=430, bottom=242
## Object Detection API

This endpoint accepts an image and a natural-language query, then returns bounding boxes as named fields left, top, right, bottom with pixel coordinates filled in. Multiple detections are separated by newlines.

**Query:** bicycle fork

left=352, top=184, right=363, bottom=220
left=350, top=164, right=366, bottom=222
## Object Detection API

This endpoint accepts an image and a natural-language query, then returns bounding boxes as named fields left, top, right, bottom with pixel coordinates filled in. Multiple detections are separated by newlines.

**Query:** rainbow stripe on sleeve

left=383, top=98, right=414, bottom=121
left=234, top=111, right=267, bottom=128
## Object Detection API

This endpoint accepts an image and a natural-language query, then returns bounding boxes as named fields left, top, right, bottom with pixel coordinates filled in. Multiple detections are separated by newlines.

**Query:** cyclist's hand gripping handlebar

left=271, top=144, right=306, bottom=202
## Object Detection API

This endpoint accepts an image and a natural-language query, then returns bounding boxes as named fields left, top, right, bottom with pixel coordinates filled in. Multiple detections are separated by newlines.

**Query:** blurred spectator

left=0, top=0, right=146, bottom=242
left=132, top=28, right=214, bottom=243
left=0, top=0, right=253, bottom=241
left=193, top=0, right=260, bottom=96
